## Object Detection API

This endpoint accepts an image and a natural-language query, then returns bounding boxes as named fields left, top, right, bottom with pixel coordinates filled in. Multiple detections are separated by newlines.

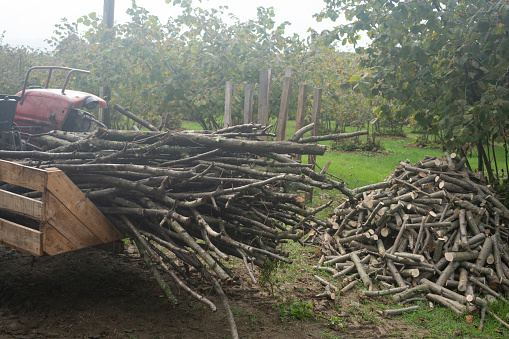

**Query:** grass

left=180, top=120, right=203, bottom=130
left=277, top=300, right=315, bottom=321
left=314, top=139, right=444, bottom=189
left=398, top=300, right=509, bottom=338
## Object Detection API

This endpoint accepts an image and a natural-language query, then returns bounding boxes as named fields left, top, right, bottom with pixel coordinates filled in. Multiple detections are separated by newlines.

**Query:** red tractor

left=0, top=66, right=106, bottom=150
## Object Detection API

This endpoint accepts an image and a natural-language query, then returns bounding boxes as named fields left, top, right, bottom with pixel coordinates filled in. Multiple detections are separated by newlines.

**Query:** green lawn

left=314, top=138, right=444, bottom=189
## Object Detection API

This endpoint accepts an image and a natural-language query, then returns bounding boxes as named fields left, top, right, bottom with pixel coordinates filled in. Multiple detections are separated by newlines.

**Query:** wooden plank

left=0, top=159, right=46, bottom=191
left=243, top=84, right=255, bottom=124
left=44, top=191, right=103, bottom=250
left=41, top=222, right=78, bottom=256
left=224, top=81, right=233, bottom=128
left=257, top=69, right=272, bottom=128
left=45, top=170, right=123, bottom=243
left=276, top=68, right=293, bottom=141
left=0, top=189, right=42, bottom=220
left=0, top=218, right=42, bottom=256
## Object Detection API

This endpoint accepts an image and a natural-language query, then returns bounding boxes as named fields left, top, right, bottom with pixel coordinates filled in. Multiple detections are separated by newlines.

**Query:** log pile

left=0, top=123, right=365, bottom=338
left=310, top=153, right=509, bottom=329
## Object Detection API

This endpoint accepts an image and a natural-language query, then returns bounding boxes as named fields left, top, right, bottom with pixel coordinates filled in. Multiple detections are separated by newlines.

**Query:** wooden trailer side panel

left=0, top=159, right=124, bottom=256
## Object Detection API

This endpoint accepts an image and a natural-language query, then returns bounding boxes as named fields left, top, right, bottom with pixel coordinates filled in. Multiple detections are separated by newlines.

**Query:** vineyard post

left=276, top=67, right=293, bottom=141
left=243, top=84, right=255, bottom=124
left=224, top=81, right=233, bottom=127
left=99, top=0, right=114, bottom=128
left=294, top=84, right=309, bottom=161
left=307, top=87, right=323, bottom=202
left=257, top=70, right=272, bottom=139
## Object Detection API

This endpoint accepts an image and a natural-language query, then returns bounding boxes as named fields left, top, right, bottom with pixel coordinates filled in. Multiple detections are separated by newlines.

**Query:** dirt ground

left=0, top=244, right=426, bottom=339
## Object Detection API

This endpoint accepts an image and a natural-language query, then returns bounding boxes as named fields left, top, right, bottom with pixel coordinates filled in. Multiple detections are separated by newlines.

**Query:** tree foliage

left=0, top=34, right=53, bottom=94
left=320, top=0, right=509, bottom=183
left=0, top=1, right=371, bottom=137
left=45, top=2, right=304, bottom=130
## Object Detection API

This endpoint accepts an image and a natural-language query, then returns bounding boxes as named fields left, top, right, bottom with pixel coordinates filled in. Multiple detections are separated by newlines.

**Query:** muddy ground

left=0, top=244, right=426, bottom=338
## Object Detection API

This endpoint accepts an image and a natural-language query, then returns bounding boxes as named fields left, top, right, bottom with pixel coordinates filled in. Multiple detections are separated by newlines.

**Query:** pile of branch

left=0, top=122, right=367, bottom=338
left=309, top=153, right=509, bottom=330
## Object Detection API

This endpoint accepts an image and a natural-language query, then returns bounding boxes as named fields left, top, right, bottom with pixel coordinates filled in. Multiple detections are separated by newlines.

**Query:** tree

left=0, top=34, right=53, bottom=94
left=46, top=2, right=300, bottom=130
left=319, top=0, right=509, bottom=184
left=1, top=1, right=372, bottom=137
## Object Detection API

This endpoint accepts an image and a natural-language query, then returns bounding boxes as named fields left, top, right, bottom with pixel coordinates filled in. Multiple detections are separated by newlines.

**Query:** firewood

left=382, top=306, right=419, bottom=316
left=393, top=284, right=429, bottom=303
left=314, top=275, right=339, bottom=291
left=492, top=232, right=505, bottom=280
left=460, top=261, right=494, bottom=277
left=351, top=252, right=372, bottom=287
left=301, top=152, right=509, bottom=321
left=339, top=279, right=360, bottom=295
left=315, top=284, right=335, bottom=300
left=426, top=293, right=467, bottom=316
left=436, top=261, right=460, bottom=287
left=323, top=252, right=358, bottom=265
left=387, top=259, right=407, bottom=287
left=458, top=268, right=468, bottom=292
left=363, top=285, right=408, bottom=297
left=444, top=251, right=479, bottom=262
left=469, top=276, right=506, bottom=302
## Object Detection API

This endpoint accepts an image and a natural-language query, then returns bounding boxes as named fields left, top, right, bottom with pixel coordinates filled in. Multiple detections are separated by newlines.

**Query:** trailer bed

left=0, top=159, right=123, bottom=256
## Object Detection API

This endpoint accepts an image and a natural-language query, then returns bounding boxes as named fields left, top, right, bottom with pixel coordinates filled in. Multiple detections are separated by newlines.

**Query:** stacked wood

left=309, top=153, right=509, bottom=329
left=0, top=123, right=364, bottom=339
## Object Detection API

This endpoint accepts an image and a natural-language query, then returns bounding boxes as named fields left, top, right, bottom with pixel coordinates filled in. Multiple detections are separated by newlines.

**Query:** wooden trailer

left=0, top=159, right=124, bottom=256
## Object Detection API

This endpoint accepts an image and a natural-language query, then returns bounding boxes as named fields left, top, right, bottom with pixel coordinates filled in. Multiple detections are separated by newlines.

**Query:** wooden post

left=276, top=67, right=292, bottom=141
left=294, top=84, right=308, bottom=161
left=243, top=84, right=255, bottom=124
left=99, top=86, right=111, bottom=128
left=103, top=0, right=115, bottom=27
left=306, top=88, right=322, bottom=203
left=295, top=84, right=309, bottom=134
left=284, top=66, right=292, bottom=78
left=99, top=0, right=115, bottom=128
left=224, top=81, right=233, bottom=128
left=257, top=69, right=272, bottom=127
left=308, top=88, right=323, bottom=168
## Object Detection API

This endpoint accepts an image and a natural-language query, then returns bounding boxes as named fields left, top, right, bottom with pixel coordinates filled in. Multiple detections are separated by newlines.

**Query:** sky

left=0, top=0, right=341, bottom=50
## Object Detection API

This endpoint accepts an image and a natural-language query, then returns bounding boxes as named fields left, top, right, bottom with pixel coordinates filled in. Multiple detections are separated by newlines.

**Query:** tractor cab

left=1, top=66, right=106, bottom=150
left=15, top=66, right=107, bottom=134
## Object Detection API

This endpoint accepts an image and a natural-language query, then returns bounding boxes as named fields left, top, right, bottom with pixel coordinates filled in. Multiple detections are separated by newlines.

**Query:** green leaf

left=413, top=47, right=428, bottom=66
left=477, top=20, right=490, bottom=33
left=349, top=74, right=361, bottom=82
left=498, top=39, right=509, bottom=55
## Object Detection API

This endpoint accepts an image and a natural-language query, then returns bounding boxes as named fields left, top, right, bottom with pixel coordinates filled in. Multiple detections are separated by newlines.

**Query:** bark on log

left=363, top=286, right=408, bottom=297
left=94, top=129, right=327, bottom=155
left=382, top=306, right=419, bottom=316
